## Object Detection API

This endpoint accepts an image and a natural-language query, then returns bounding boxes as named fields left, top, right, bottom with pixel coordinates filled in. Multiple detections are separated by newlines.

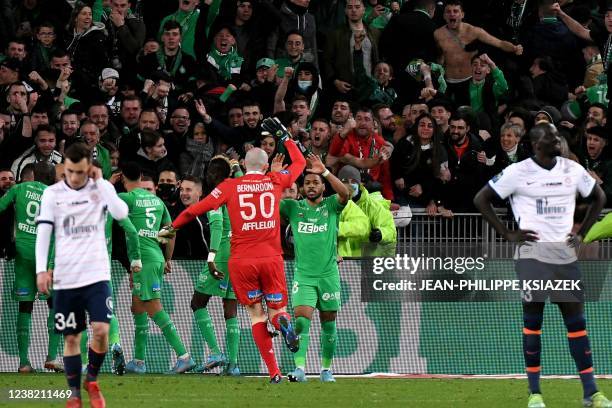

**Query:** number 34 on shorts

left=55, top=312, right=77, bottom=331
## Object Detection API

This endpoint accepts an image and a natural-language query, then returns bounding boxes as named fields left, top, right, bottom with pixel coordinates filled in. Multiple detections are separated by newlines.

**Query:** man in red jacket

left=328, top=107, right=393, bottom=200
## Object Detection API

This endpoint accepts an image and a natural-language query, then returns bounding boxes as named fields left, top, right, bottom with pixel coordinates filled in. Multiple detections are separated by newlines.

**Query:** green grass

left=1, top=374, right=611, bottom=407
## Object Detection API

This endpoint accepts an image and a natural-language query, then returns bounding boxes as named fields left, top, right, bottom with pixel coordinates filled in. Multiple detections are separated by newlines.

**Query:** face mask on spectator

left=157, top=183, right=177, bottom=200
left=297, top=80, right=312, bottom=91
left=350, top=182, right=360, bottom=198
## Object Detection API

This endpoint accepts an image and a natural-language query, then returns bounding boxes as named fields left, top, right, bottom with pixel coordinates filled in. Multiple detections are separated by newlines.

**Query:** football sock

left=564, top=313, right=597, bottom=398
left=152, top=310, right=187, bottom=357
left=80, top=330, right=89, bottom=364
left=47, top=310, right=60, bottom=361
left=225, top=317, right=240, bottom=364
left=86, top=347, right=106, bottom=382
left=109, top=315, right=121, bottom=346
left=64, top=354, right=81, bottom=398
left=17, top=312, right=31, bottom=366
left=252, top=322, right=280, bottom=377
left=133, top=312, right=149, bottom=361
left=194, top=308, right=221, bottom=354
left=523, top=313, right=543, bottom=394
left=321, top=320, right=337, bottom=370
left=294, top=317, right=311, bottom=369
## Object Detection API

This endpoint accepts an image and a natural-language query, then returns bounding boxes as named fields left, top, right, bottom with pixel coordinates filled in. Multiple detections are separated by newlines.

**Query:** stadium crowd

left=0, top=0, right=611, bottom=385
left=1, top=0, right=612, bottom=219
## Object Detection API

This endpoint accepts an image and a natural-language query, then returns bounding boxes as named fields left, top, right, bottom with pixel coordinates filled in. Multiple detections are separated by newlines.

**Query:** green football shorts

left=132, top=261, right=164, bottom=301
left=13, top=247, right=49, bottom=301
left=291, top=273, right=341, bottom=311
left=195, top=261, right=236, bottom=300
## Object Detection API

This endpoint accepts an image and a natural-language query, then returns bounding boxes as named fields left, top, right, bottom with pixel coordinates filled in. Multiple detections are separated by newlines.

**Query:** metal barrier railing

left=396, top=209, right=612, bottom=259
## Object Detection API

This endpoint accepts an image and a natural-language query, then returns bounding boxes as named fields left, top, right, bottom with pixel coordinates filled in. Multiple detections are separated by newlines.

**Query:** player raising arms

left=281, top=155, right=349, bottom=383
left=0, top=162, right=62, bottom=373
left=36, top=143, right=129, bottom=408
left=120, top=163, right=195, bottom=374
left=160, top=118, right=306, bottom=383
left=474, top=124, right=611, bottom=408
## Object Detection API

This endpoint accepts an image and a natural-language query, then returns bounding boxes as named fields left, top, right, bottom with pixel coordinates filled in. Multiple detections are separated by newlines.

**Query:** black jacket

left=173, top=202, right=209, bottom=260
left=65, top=23, right=109, bottom=96
left=391, top=137, right=447, bottom=206
left=102, top=11, right=146, bottom=83
left=443, top=134, right=487, bottom=212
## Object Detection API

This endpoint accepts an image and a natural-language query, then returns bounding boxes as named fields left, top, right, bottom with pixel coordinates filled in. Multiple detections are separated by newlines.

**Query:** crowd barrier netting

left=2, top=212, right=612, bottom=375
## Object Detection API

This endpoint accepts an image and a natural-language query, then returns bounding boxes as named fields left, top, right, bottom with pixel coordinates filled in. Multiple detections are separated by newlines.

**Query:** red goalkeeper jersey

left=172, top=140, right=306, bottom=259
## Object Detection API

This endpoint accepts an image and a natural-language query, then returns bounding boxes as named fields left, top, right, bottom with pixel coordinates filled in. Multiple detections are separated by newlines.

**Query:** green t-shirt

left=280, top=195, right=345, bottom=278
left=0, top=181, right=47, bottom=247
left=119, top=188, right=171, bottom=263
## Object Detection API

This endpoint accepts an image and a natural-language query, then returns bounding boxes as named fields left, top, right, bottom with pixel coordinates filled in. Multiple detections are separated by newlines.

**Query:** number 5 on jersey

left=145, top=207, right=157, bottom=229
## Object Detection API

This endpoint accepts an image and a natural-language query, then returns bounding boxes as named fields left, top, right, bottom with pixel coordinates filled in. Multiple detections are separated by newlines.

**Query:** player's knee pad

left=18, top=301, right=34, bottom=314
left=190, top=292, right=210, bottom=311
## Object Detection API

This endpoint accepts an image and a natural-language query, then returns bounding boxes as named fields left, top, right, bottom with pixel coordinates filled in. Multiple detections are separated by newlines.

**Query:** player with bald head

left=161, top=118, right=306, bottom=383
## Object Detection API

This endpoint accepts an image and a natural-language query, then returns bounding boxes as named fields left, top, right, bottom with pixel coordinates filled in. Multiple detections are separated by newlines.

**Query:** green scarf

left=206, top=47, right=243, bottom=81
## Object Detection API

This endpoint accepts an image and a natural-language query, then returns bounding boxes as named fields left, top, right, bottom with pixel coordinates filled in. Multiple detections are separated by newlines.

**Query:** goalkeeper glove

left=158, top=225, right=177, bottom=244
left=261, top=117, right=291, bottom=144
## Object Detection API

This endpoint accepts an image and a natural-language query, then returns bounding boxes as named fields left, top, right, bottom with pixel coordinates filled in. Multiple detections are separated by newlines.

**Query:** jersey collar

left=246, top=171, right=265, bottom=175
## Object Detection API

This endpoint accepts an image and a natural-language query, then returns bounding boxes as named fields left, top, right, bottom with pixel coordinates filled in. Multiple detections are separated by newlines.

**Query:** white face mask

left=298, top=80, right=312, bottom=91
left=350, top=182, right=360, bottom=198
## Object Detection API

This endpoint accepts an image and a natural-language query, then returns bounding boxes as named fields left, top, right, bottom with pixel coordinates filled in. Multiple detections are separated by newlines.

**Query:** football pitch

left=1, top=374, right=611, bottom=407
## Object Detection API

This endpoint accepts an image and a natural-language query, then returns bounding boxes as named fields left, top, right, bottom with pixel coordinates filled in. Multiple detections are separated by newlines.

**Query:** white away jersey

left=489, top=157, right=596, bottom=263
left=37, top=180, right=112, bottom=289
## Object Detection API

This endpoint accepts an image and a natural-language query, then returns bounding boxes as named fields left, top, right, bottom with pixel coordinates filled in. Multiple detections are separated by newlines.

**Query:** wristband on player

left=207, top=252, right=216, bottom=262
left=322, top=169, right=331, bottom=178
left=131, top=259, right=142, bottom=270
